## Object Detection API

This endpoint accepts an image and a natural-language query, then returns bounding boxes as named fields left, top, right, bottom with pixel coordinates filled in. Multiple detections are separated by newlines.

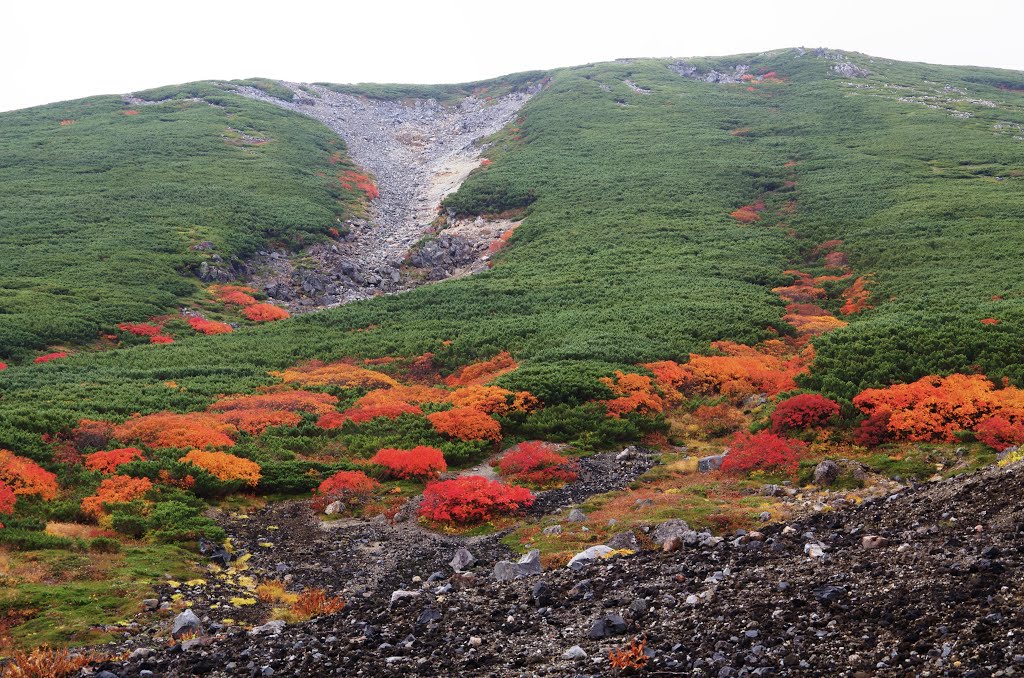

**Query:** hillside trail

left=234, top=83, right=537, bottom=307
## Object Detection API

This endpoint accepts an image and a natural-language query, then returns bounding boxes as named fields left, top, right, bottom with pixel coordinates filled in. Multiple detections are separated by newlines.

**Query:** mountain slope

left=0, top=82, right=361, bottom=359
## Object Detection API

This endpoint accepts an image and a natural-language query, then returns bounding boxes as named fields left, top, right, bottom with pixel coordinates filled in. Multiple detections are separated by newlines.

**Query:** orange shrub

left=338, top=170, right=379, bottom=200
left=117, top=322, right=163, bottom=337
left=289, top=588, right=346, bottom=619
left=213, top=409, right=302, bottom=434
left=444, top=351, right=518, bottom=387
left=419, top=475, right=534, bottom=525
left=274, top=361, right=399, bottom=389
left=83, top=447, right=145, bottom=473
left=150, top=335, right=174, bottom=344
left=853, top=373, right=1024, bottom=442
left=81, top=475, right=153, bottom=519
left=211, top=285, right=258, bottom=306
left=428, top=407, right=502, bottom=442
left=115, top=412, right=236, bottom=449
left=355, top=385, right=450, bottom=408
left=0, top=450, right=59, bottom=500
left=0, top=481, right=16, bottom=522
left=179, top=449, right=261, bottom=486
left=668, top=341, right=809, bottom=400
left=370, top=446, right=447, bottom=479
left=840, top=276, right=872, bottom=315
left=600, top=371, right=665, bottom=418
left=243, top=303, right=291, bottom=322
left=693, top=403, right=746, bottom=437
left=188, top=317, right=234, bottom=335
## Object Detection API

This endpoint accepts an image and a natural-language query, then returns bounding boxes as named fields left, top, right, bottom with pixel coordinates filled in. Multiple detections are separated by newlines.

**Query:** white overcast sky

left=3, top=0, right=1023, bottom=112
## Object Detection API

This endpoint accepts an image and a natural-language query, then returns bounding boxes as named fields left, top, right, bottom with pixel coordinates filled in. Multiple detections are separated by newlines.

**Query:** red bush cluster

left=211, top=285, right=258, bottom=306
left=721, top=431, right=807, bottom=477
left=730, top=199, right=767, bottom=224
left=312, top=470, right=380, bottom=511
left=418, top=475, right=534, bottom=525
left=369, top=446, right=447, bottom=479
left=81, top=475, right=153, bottom=519
left=975, top=416, right=1024, bottom=451
left=84, top=447, right=145, bottom=474
left=317, top=402, right=423, bottom=429
left=150, top=335, right=174, bottom=344
left=118, top=322, right=163, bottom=337
left=495, top=442, right=579, bottom=487
left=0, top=481, right=17, bottom=525
left=770, top=394, right=840, bottom=433
left=840, top=276, right=872, bottom=315
left=34, top=352, right=68, bottom=364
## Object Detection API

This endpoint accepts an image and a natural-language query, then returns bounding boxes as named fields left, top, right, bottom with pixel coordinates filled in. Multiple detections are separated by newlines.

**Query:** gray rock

left=862, top=535, right=888, bottom=550
left=142, top=598, right=159, bottom=611
left=250, top=620, right=286, bottom=636
left=588, top=613, right=627, bottom=639
left=567, top=545, right=614, bottom=570
left=698, top=454, right=727, bottom=472
left=171, top=609, right=202, bottom=639
left=813, top=460, right=841, bottom=486
left=542, top=524, right=563, bottom=536
left=607, top=530, right=640, bottom=551
left=390, top=590, right=421, bottom=604
left=562, top=645, right=588, bottom=660
left=517, top=549, right=542, bottom=575
left=416, top=606, right=442, bottom=624
left=663, top=535, right=683, bottom=552
left=833, top=62, right=869, bottom=78
left=494, top=550, right=542, bottom=580
left=469, top=636, right=482, bottom=647
left=567, top=508, right=587, bottom=522
left=812, top=584, right=847, bottom=603
left=651, top=519, right=691, bottom=544
left=324, top=500, right=344, bottom=515
left=450, top=547, right=476, bottom=572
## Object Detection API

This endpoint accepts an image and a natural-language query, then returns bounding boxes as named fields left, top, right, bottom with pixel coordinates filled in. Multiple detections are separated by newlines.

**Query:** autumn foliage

left=274, top=360, right=399, bottom=389
left=369, top=446, right=448, bottom=479
left=974, top=416, right=1024, bottom=451
left=444, top=351, right=518, bottom=387
left=495, top=441, right=579, bottom=487
left=289, top=588, right=346, bottom=619
left=115, top=412, right=236, bottom=449
left=211, top=285, right=258, bottom=306
left=840, top=276, right=872, bottom=315
left=730, top=199, right=766, bottom=223
left=118, top=322, right=163, bottom=337
left=209, top=389, right=338, bottom=434
left=188, top=317, right=234, bottom=335
left=84, top=447, right=146, bottom=473
left=449, top=385, right=538, bottom=415
left=81, top=475, right=153, bottom=519
left=770, top=394, right=840, bottom=433
left=693, top=403, right=747, bottom=437
left=418, top=475, right=534, bottom=525
left=313, top=470, right=380, bottom=511
left=243, top=303, right=291, bottom=322
left=721, top=431, right=807, bottom=477
left=179, top=450, right=261, bottom=486
left=853, top=373, right=1024, bottom=443
left=339, top=170, right=380, bottom=200
left=0, top=450, right=59, bottom=500
left=428, top=407, right=502, bottom=441
left=34, top=352, right=68, bottom=364
left=317, top=402, right=423, bottom=429
left=0, top=481, right=16, bottom=524
left=600, top=371, right=665, bottom=417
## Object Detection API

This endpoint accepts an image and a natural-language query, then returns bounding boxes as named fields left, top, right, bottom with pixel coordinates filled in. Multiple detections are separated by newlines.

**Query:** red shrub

left=770, top=394, right=840, bottom=433
left=0, top=362, right=7, bottom=371
left=0, top=481, right=16, bottom=520
left=427, top=407, right=502, bottom=442
left=118, top=322, right=163, bottom=337
left=338, top=170, right=380, bottom=200
left=444, top=352, right=518, bottom=387
left=0, top=450, right=59, bottom=500
left=721, top=431, right=807, bottom=477
left=211, top=390, right=339, bottom=414
left=981, top=317, right=1000, bottom=326
left=211, top=285, right=258, bottom=306
left=81, top=475, right=153, bottom=519
left=496, top=442, right=579, bottom=487
left=370, top=446, right=447, bottom=479
left=317, top=402, right=423, bottom=429
left=418, top=475, right=534, bottom=525
left=150, top=335, right=174, bottom=344
left=84, top=448, right=145, bottom=474
left=188, top=317, right=234, bottom=335
left=975, top=416, right=1024, bottom=451
left=840, top=276, right=872, bottom=315
left=243, top=304, right=291, bottom=322
left=854, top=410, right=892, bottom=447
left=34, top=352, right=68, bottom=364
left=313, top=470, right=380, bottom=511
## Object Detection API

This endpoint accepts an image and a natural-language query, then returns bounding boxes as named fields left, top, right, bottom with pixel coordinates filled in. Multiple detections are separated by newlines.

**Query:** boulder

left=567, top=508, right=587, bottom=522
left=862, top=535, right=888, bottom=550
left=567, top=545, right=614, bottom=570
left=250, top=620, right=286, bottom=636
left=450, top=547, right=476, bottom=572
left=813, top=460, right=841, bottom=486
left=588, top=613, right=627, bottom=639
left=698, top=454, right=727, bottom=473
left=607, top=530, right=640, bottom=551
left=542, top=525, right=563, bottom=536
left=171, top=609, right=202, bottom=640
left=562, top=645, right=588, bottom=660
left=651, top=519, right=691, bottom=544
left=494, top=549, right=542, bottom=581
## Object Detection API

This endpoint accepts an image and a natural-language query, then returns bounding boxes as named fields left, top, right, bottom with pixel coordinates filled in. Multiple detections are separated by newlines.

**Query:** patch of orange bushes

left=317, top=402, right=423, bottom=429
left=118, top=322, right=163, bottom=337
left=274, top=360, right=399, bottom=389
left=210, top=390, right=338, bottom=434
left=428, top=407, right=502, bottom=441
left=339, top=170, right=379, bottom=200
left=84, top=447, right=145, bottom=473
left=179, top=450, right=261, bottom=486
left=211, top=285, right=258, bottom=306
left=853, top=373, right=1024, bottom=443
left=81, top=475, right=153, bottom=519
left=449, top=385, right=538, bottom=415
left=243, top=303, right=290, bottom=322
left=840, top=276, right=872, bottom=315
left=0, top=450, right=59, bottom=500
left=600, top=371, right=665, bottom=417
left=115, top=412, right=236, bottom=449
left=188, top=317, right=234, bottom=335
left=312, top=470, right=380, bottom=511
left=444, top=351, right=518, bottom=387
